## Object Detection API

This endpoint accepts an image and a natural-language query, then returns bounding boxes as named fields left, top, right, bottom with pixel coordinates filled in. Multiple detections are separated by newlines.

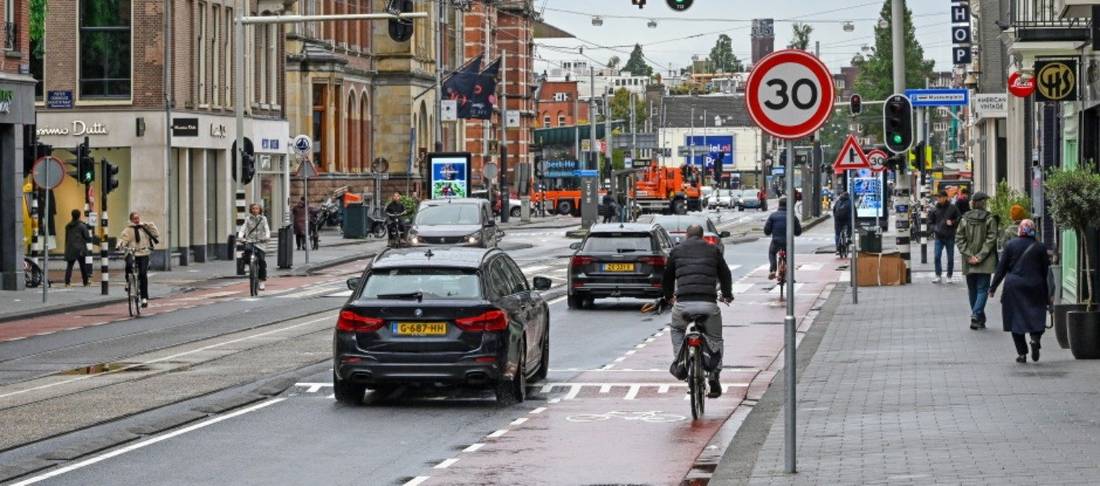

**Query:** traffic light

left=102, top=159, right=120, bottom=195
left=849, top=94, right=862, bottom=115
left=883, top=94, right=913, bottom=154
left=232, top=137, right=256, bottom=185
left=76, top=138, right=95, bottom=184
left=386, top=0, right=413, bottom=43
left=631, top=0, right=646, bottom=8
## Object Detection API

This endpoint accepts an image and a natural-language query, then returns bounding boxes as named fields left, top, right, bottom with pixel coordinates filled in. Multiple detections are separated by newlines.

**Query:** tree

left=708, top=34, right=743, bottom=73
left=607, top=56, right=621, bottom=71
left=622, top=44, right=653, bottom=77
left=608, top=88, right=649, bottom=126
left=789, top=23, right=813, bottom=50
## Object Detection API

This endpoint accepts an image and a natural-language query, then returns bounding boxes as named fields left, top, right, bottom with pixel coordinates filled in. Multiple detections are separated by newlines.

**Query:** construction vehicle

left=633, top=163, right=703, bottom=214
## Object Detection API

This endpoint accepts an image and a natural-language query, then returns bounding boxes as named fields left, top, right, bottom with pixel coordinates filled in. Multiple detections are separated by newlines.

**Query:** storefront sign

left=542, top=160, right=579, bottom=178
left=210, top=124, right=228, bottom=138
left=1008, top=72, right=1036, bottom=98
left=46, top=90, right=73, bottom=109
left=1034, top=59, right=1078, bottom=102
left=171, top=117, right=199, bottom=137
left=35, top=120, right=109, bottom=137
left=971, top=93, right=1007, bottom=120
left=951, top=1, right=972, bottom=65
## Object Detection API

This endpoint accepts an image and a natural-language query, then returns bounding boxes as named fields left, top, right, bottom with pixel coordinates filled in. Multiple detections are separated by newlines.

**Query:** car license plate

left=393, top=322, right=448, bottom=336
left=603, top=263, right=636, bottom=272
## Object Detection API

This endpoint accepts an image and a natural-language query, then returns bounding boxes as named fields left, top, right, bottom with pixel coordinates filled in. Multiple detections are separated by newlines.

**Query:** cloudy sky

left=533, top=0, right=953, bottom=75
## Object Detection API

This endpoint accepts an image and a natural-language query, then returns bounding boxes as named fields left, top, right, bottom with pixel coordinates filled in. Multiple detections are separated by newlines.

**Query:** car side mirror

left=569, top=242, right=582, bottom=250
left=532, top=276, right=552, bottom=291
left=346, top=278, right=360, bottom=291
left=720, top=231, right=731, bottom=238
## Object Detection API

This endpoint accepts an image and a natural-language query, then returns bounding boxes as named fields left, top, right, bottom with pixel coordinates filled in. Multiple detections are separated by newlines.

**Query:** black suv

left=334, top=247, right=552, bottom=405
left=566, top=223, right=673, bottom=309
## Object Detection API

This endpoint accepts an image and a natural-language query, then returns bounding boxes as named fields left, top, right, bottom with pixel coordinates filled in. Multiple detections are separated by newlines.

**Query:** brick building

left=0, top=0, right=40, bottom=290
left=536, top=80, right=587, bottom=128
left=33, top=0, right=290, bottom=268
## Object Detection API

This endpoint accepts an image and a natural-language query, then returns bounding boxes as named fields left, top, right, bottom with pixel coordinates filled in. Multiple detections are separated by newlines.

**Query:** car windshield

left=582, top=233, right=654, bottom=253
left=652, top=216, right=706, bottom=233
left=416, top=204, right=481, bottom=225
left=740, top=190, right=757, bottom=198
left=361, top=268, right=481, bottom=300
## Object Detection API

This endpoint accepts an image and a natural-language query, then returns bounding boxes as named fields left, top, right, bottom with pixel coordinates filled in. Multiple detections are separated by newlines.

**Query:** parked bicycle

left=22, top=257, right=43, bottom=289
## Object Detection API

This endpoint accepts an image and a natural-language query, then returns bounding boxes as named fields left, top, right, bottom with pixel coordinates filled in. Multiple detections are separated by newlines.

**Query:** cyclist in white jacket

left=237, top=203, right=271, bottom=290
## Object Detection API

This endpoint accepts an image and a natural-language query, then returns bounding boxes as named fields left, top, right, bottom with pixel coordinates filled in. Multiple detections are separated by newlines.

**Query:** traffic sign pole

left=784, top=139, right=796, bottom=474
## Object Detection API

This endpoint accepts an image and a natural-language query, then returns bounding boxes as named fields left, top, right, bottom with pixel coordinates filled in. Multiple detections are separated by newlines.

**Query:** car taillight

left=640, top=256, right=666, bottom=268
left=704, top=236, right=720, bottom=246
left=336, top=310, right=384, bottom=333
left=455, top=309, right=508, bottom=332
left=571, top=255, right=593, bottom=267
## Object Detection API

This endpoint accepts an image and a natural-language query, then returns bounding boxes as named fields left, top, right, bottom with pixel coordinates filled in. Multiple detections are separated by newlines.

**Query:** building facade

left=536, top=80, right=588, bottom=128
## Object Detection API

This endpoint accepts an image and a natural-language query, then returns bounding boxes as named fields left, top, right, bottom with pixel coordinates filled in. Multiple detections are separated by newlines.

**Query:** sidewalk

left=1, top=230, right=385, bottom=323
left=713, top=252, right=1100, bottom=484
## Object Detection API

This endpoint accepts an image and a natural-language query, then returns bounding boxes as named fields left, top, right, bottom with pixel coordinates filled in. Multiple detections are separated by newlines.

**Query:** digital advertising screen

left=428, top=153, right=471, bottom=199
left=850, top=173, right=886, bottom=219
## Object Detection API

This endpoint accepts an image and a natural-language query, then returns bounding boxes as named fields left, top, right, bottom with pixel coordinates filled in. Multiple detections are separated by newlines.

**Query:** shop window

left=80, top=0, right=132, bottom=99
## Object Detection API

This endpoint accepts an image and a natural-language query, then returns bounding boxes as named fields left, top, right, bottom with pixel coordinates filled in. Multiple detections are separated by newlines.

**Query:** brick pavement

left=715, top=265, right=1100, bottom=485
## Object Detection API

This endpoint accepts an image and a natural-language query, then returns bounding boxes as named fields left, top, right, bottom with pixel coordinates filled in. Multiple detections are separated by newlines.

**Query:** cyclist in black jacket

left=763, top=197, right=803, bottom=280
left=662, top=225, right=734, bottom=398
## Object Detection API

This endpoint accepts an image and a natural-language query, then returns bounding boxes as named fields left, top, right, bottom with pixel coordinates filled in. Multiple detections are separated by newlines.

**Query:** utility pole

left=434, top=0, right=444, bottom=152
left=891, top=0, right=906, bottom=94
left=590, top=69, right=597, bottom=173
left=574, top=93, right=580, bottom=160
left=500, top=49, right=509, bottom=223
left=630, top=93, right=637, bottom=161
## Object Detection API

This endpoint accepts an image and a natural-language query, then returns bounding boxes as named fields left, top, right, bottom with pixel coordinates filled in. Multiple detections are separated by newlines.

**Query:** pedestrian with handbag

left=990, top=219, right=1051, bottom=363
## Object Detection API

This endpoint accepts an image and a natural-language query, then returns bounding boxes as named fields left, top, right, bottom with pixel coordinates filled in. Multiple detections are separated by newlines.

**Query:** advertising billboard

left=428, top=152, right=471, bottom=199
left=683, top=135, right=734, bottom=169
left=849, top=171, right=886, bottom=219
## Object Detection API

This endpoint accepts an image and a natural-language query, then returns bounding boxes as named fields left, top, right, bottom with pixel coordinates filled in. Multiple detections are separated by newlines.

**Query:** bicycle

left=641, top=299, right=723, bottom=421
left=122, top=249, right=141, bottom=317
left=777, top=249, right=788, bottom=302
left=238, top=241, right=262, bottom=297
left=837, top=226, right=851, bottom=260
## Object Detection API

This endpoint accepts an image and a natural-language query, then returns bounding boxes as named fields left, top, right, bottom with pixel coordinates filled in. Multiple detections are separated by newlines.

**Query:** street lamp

left=592, top=16, right=603, bottom=26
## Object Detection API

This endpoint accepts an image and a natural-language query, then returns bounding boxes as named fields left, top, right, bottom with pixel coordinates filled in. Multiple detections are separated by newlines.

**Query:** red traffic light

left=849, top=94, right=862, bottom=115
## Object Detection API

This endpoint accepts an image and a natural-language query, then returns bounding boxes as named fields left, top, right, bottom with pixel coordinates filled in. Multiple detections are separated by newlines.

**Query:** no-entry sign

left=746, top=49, right=835, bottom=140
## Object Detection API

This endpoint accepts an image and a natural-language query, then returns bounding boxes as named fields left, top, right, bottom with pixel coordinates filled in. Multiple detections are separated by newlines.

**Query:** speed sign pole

left=745, top=49, right=835, bottom=474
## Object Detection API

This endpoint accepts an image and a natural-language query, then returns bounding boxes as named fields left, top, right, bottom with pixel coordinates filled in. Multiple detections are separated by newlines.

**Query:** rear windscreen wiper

left=617, top=249, right=642, bottom=253
left=377, top=291, right=424, bottom=302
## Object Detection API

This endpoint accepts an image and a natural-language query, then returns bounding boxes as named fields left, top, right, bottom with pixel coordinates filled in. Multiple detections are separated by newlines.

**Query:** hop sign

left=746, top=50, right=835, bottom=140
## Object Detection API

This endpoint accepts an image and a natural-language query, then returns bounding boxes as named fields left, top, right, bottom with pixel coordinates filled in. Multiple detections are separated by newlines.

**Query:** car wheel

left=567, top=294, right=584, bottom=309
left=583, top=297, right=595, bottom=308
left=557, top=200, right=574, bottom=216
left=532, top=329, right=550, bottom=382
left=495, top=342, right=527, bottom=405
left=510, top=207, right=521, bottom=218
left=333, top=371, right=366, bottom=406
left=738, top=205, right=744, bottom=212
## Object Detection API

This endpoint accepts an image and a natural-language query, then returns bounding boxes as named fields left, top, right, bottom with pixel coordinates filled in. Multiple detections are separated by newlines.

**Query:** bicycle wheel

left=248, top=260, right=258, bottom=297
left=691, top=347, right=705, bottom=419
left=128, top=273, right=141, bottom=317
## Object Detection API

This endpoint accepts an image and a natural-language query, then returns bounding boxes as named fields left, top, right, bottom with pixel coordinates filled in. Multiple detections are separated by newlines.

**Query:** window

left=80, top=0, right=132, bottom=98
left=553, top=92, right=567, bottom=102
left=558, top=115, right=566, bottom=127
left=212, top=4, right=220, bottom=106
left=543, top=115, right=550, bottom=127
left=197, top=2, right=206, bottom=104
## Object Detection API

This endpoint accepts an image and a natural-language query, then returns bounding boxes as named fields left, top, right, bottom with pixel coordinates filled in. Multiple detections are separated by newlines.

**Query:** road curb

left=706, top=284, right=846, bottom=485
left=291, top=251, right=378, bottom=276
left=0, top=297, right=129, bottom=324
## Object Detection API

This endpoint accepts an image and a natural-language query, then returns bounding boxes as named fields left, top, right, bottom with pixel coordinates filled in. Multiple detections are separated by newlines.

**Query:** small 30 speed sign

left=746, top=49, right=835, bottom=140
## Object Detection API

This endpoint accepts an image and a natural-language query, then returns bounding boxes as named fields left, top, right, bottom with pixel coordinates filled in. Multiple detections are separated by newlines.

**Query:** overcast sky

left=533, top=0, right=953, bottom=75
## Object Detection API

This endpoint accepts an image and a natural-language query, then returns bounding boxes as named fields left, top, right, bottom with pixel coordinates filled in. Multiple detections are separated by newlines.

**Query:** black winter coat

left=832, top=196, right=852, bottom=223
left=64, top=220, right=92, bottom=261
left=991, top=236, right=1051, bottom=334
left=662, top=238, right=733, bottom=302
left=763, top=210, right=802, bottom=245
left=928, top=202, right=962, bottom=240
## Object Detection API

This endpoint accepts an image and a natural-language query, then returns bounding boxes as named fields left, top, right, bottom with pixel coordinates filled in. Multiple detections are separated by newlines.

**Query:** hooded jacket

left=956, top=208, right=998, bottom=274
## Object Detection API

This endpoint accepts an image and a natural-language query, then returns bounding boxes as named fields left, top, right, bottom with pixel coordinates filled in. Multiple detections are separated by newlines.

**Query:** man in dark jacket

left=662, top=225, right=734, bottom=398
left=928, top=190, right=962, bottom=283
left=832, top=191, right=852, bottom=255
left=763, top=197, right=803, bottom=280
left=64, top=209, right=93, bottom=286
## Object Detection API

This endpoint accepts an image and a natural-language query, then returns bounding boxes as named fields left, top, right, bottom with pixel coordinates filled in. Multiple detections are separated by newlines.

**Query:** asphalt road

left=0, top=208, right=837, bottom=485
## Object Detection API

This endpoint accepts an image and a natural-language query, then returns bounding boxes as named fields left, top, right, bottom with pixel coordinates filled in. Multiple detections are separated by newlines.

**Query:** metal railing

left=1011, top=0, right=1090, bottom=40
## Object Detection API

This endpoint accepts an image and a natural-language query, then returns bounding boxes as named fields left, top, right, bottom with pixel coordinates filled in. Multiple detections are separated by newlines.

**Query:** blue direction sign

left=574, top=169, right=598, bottom=177
left=904, top=88, right=969, bottom=107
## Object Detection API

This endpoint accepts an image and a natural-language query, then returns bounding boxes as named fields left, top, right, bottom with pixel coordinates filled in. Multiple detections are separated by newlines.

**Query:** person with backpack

left=832, top=191, right=852, bottom=256
left=990, top=219, right=1051, bottom=363
left=956, top=192, right=998, bottom=329
left=928, top=190, right=962, bottom=283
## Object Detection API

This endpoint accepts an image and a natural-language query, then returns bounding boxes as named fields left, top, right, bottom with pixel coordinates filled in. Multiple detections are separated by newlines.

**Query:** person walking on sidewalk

left=63, top=209, right=93, bottom=287
left=764, top=197, right=802, bottom=280
left=117, top=212, right=159, bottom=308
left=990, top=219, right=1051, bottom=363
left=928, top=190, right=962, bottom=283
left=956, top=192, right=998, bottom=329
left=292, top=197, right=308, bottom=251
left=1000, top=204, right=1028, bottom=249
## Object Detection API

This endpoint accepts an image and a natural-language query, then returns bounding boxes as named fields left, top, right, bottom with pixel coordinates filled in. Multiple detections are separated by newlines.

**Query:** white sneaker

left=259, top=282, right=266, bottom=291
left=932, top=277, right=942, bottom=284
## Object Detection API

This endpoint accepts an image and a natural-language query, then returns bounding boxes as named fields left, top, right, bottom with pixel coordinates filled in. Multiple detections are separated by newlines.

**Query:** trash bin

left=859, top=227, right=882, bottom=253
left=277, top=225, right=293, bottom=269
left=343, top=203, right=368, bottom=238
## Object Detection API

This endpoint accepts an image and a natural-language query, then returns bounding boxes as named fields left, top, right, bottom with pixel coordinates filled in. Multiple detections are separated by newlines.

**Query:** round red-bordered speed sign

left=867, top=149, right=889, bottom=173
left=746, top=50, right=835, bottom=140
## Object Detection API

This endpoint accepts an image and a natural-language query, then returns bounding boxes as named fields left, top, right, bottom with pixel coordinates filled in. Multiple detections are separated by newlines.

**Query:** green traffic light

left=892, top=134, right=903, bottom=144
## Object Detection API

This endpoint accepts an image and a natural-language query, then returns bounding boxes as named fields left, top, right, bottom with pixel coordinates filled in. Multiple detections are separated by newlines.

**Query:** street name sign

left=746, top=49, right=835, bottom=139
left=904, top=88, right=969, bottom=107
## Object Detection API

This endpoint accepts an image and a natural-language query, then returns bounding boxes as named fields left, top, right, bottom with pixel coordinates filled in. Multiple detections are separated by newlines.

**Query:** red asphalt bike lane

left=0, top=261, right=364, bottom=343
left=412, top=255, right=842, bottom=486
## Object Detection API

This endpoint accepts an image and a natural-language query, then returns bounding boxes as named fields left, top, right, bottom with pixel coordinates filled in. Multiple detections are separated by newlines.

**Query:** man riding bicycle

left=385, top=192, right=408, bottom=239
left=832, top=191, right=852, bottom=256
left=764, top=197, right=802, bottom=280
left=660, top=225, right=733, bottom=398
left=237, top=203, right=271, bottom=290
left=117, top=211, right=159, bottom=308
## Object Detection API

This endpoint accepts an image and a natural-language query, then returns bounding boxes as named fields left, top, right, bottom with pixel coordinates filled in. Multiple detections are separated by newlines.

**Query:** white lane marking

left=548, top=398, right=562, bottom=404
left=613, top=357, right=626, bottom=362
left=487, top=429, right=509, bottom=438
left=530, top=407, right=547, bottom=414
left=727, top=264, right=742, bottom=272
left=10, top=398, right=286, bottom=486
left=799, top=263, right=823, bottom=271
left=634, top=344, right=646, bottom=349
left=521, top=265, right=550, bottom=274
left=5, top=336, right=27, bottom=342
left=599, top=384, right=612, bottom=394
left=0, top=314, right=336, bottom=400
left=548, top=295, right=568, bottom=305
left=404, top=477, right=431, bottom=486
left=564, top=384, right=582, bottom=400
left=600, top=363, right=615, bottom=370
left=463, top=443, right=485, bottom=452
left=730, top=283, right=754, bottom=294
left=624, top=385, right=641, bottom=400
left=304, top=383, right=325, bottom=393
left=35, top=331, right=55, bottom=336
left=325, top=394, right=335, bottom=399
left=769, top=283, right=804, bottom=295
left=510, top=417, right=529, bottom=426
left=625, top=350, right=636, bottom=355
left=434, top=458, right=459, bottom=469
left=658, top=385, right=670, bottom=394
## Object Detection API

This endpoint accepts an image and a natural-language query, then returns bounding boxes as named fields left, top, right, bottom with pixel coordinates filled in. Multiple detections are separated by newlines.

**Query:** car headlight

left=467, top=232, right=482, bottom=244
left=410, top=236, right=420, bottom=245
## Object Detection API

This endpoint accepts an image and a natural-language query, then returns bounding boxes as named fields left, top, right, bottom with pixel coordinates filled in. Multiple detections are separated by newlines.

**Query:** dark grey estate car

left=566, top=223, right=673, bottom=309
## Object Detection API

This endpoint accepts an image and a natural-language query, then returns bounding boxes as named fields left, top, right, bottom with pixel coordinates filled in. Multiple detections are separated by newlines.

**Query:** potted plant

left=1045, top=167, right=1100, bottom=358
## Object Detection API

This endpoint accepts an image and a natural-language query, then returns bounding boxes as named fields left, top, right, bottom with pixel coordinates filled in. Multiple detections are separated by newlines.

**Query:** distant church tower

left=751, top=19, right=775, bottom=66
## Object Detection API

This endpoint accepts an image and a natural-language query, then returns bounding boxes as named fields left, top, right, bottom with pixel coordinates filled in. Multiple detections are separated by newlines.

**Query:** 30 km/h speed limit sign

left=745, top=49, right=835, bottom=139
